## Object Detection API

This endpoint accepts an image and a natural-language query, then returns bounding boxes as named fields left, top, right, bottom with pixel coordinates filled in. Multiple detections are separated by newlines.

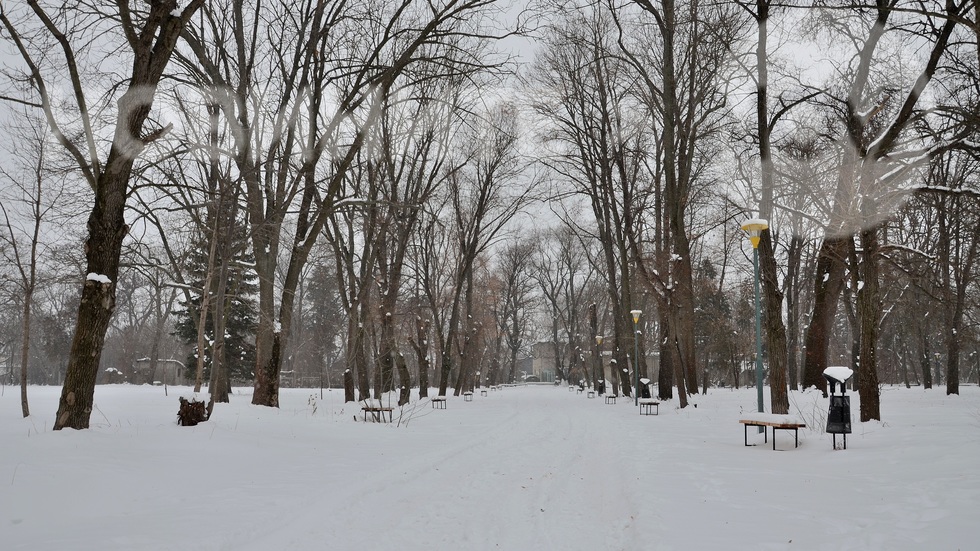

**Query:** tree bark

left=15, top=1, right=206, bottom=430
left=857, top=224, right=881, bottom=421
left=396, top=353, right=411, bottom=406
left=802, top=236, right=850, bottom=395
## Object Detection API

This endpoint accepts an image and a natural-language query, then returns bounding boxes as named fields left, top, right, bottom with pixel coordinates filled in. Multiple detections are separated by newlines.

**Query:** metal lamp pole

left=742, top=218, right=768, bottom=421
left=630, top=310, right=642, bottom=406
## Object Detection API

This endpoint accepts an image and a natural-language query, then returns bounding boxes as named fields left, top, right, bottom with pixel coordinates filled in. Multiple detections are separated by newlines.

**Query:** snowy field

left=1, top=383, right=977, bottom=551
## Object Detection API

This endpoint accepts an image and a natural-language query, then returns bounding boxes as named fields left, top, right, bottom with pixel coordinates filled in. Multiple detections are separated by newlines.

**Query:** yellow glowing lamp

left=741, top=218, right=769, bottom=249
left=630, top=309, right=642, bottom=324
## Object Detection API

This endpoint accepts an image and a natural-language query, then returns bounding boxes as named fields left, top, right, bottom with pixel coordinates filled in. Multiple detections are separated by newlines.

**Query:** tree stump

left=177, top=397, right=208, bottom=426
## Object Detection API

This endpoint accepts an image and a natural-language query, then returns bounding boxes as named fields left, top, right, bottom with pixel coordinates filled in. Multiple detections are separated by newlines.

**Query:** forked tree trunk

left=46, top=2, right=205, bottom=430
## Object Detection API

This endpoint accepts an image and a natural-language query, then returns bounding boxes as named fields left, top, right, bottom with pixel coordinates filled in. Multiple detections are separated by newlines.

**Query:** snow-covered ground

left=1, top=383, right=977, bottom=550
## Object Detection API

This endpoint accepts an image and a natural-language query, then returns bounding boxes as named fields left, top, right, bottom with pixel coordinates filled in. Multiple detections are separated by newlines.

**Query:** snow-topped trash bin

left=823, top=366, right=853, bottom=450
left=639, top=377, right=652, bottom=399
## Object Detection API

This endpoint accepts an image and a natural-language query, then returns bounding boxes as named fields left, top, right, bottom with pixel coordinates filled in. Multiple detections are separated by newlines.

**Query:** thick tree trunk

left=801, top=236, right=850, bottom=395
left=413, top=319, right=430, bottom=398
left=785, top=235, right=804, bottom=391
left=396, top=353, right=411, bottom=406
left=856, top=225, right=881, bottom=421
left=921, top=335, right=933, bottom=389
left=209, top=254, right=232, bottom=402
left=253, top=333, right=282, bottom=408
left=343, top=369, right=355, bottom=402
left=667, top=309, right=688, bottom=408
left=377, top=313, right=395, bottom=399
left=590, top=304, right=603, bottom=393
left=55, top=171, right=129, bottom=429
left=657, top=309, right=673, bottom=400
left=760, top=233, right=789, bottom=414
left=8, top=2, right=203, bottom=430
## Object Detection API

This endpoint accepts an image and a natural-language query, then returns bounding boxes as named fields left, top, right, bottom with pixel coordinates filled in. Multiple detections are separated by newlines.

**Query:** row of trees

left=1, top=0, right=978, bottom=429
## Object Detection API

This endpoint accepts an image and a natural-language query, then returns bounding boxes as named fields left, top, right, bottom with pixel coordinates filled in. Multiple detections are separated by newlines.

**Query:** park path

left=237, top=387, right=661, bottom=550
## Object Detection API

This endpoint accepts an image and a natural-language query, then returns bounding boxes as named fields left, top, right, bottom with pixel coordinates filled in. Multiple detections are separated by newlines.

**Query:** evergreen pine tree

left=173, top=226, right=257, bottom=383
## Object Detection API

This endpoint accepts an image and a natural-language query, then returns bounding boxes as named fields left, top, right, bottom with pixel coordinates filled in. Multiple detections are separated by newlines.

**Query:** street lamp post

left=742, top=217, right=768, bottom=421
left=630, top=309, right=642, bottom=406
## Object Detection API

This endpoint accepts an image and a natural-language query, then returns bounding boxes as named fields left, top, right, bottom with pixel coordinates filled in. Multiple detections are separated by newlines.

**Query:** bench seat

left=739, top=414, right=805, bottom=450
left=361, top=406, right=393, bottom=423
left=638, top=400, right=659, bottom=415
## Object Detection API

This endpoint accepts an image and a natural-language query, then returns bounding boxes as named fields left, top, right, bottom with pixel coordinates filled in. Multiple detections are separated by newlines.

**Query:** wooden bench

left=739, top=414, right=806, bottom=450
left=638, top=400, right=659, bottom=415
left=569, top=386, right=576, bottom=392
left=361, top=406, right=393, bottom=423
left=605, top=395, right=616, bottom=405
left=480, top=389, right=487, bottom=397
left=463, top=391, right=473, bottom=402
left=587, top=390, right=596, bottom=399
left=432, top=397, right=447, bottom=409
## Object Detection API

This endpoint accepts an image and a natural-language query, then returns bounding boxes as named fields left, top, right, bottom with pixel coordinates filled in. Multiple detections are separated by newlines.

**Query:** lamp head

left=741, top=218, right=769, bottom=249
left=630, top=309, right=642, bottom=323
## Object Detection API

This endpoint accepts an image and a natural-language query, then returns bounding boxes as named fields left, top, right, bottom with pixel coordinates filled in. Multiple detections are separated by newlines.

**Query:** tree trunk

left=657, top=309, right=673, bottom=400
left=55, top=172, right=128, bottom=429
left=785, top=235, right=804, bottom=391
left=19, top=290, right=32, bottom=418
left=396, top=353, right=411, bottom=406
left=377, top=313, right=395, bottom=400
left=801, top=236, right=850, bottom=395
left=343, top=369, right=355, bottom=403
left=760, top=233, right=789, bottom=414
left=413, top=318, right=430, bottom=399
left=856, top=224, right=881, bottom=421
left=50, top=0, right=203, bottom=428
left=750, top=0, right=789, bottom=413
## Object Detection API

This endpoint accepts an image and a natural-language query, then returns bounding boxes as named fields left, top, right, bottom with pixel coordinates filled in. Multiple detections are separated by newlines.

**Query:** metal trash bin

left=639, top=377, right=652, bottom=399
left=823, top=366, right=853, bottom=450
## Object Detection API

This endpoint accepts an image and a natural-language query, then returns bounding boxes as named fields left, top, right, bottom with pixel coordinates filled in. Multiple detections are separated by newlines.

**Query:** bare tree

left=799, top=1, right=974, bottom=420
left=0, top=112, right=66, bottom=417
left=0, top=0, right=205, bottom=429
left=181, top=0, right=512, bottom=408
left=437, top=103, right=537, bottom=395
left=529, top=5, right=645, bottom=399
left=495, top=236, right=538, bottom=384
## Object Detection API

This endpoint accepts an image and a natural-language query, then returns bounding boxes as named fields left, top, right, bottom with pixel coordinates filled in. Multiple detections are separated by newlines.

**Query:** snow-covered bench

left=463, top=391, right=473, bottom=402
left=739, top=413, right=806, bottom=450
left=361, top=400, right=393, bottom=423
left=638, top=400, right=659, bottom=415
left=431, top=397, right=447, bottom=409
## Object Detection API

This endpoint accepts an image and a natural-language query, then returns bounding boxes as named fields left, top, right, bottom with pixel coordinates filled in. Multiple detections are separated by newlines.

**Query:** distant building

left=133, top=358, right=187, bottom=386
